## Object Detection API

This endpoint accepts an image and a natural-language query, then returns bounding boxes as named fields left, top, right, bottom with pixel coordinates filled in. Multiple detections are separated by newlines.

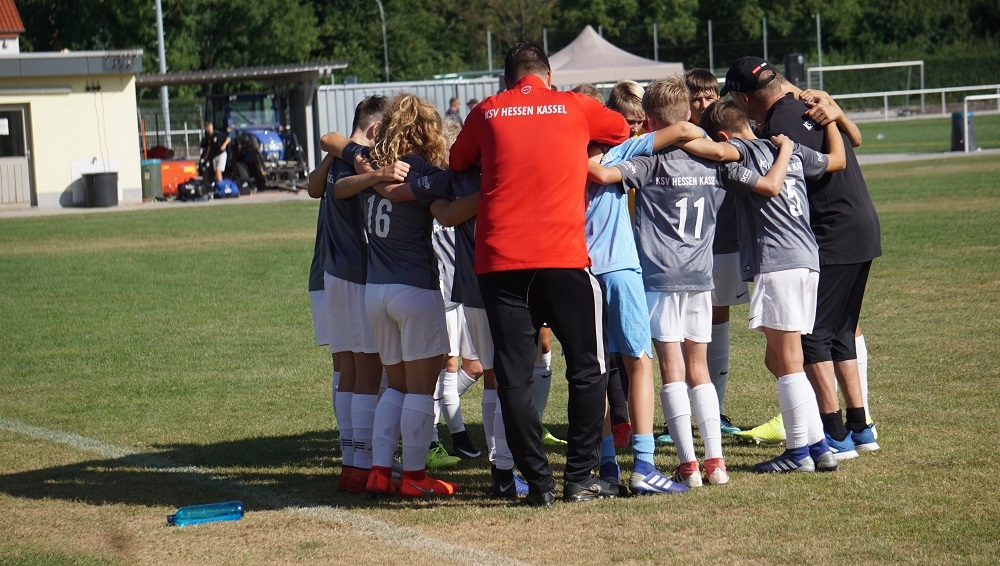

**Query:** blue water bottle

left=167, top=501, right=244, bottom=526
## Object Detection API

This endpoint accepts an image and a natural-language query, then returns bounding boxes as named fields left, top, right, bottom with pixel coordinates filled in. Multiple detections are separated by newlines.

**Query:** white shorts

left=324, top=273, right=378, bottom=354
left=212, top=152, right=228, bottom=174
left=748, top=268, right=819, bottom=334
left=445, top=304, right=478, bottom=359
left=464, top=307, right=493, bottom=370
left=712, top=252, right=750, bottom=306
left=310, top=289, right=328, bottom=347
left=365, top=283, right=449, bottom=365
left=646, top=290, right=713, bottom=343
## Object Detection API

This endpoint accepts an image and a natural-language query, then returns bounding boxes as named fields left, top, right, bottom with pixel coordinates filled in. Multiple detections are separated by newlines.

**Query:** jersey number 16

left=366, top=195, right=392, bottom=238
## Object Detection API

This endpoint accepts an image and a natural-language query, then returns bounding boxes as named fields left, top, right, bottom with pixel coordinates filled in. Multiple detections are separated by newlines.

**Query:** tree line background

left=15, top=0, right=1000, bottom=101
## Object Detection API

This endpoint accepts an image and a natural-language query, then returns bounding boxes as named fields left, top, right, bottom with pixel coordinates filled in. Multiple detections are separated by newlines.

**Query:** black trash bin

left=82, top=172, right=119, bottom=207
left=951, top=112, right=976, bottom=152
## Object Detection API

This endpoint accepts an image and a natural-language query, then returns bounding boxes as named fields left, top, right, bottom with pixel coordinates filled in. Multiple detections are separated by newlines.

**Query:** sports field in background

left=1, top=155, right=999, bottom=564
left=853, top=113, right=1000, bottom=154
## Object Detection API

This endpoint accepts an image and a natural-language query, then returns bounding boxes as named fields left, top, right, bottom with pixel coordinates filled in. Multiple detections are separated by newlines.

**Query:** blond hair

left=370, top=93, right=447, bottom=168
left=607, top=80, right=645, bottom=120
left=642, top=76, right=690, bottom=125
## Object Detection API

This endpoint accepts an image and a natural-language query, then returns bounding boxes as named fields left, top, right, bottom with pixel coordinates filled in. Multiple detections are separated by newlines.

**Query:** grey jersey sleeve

left=720, top=162, right=759, bottom=196
left=614, top=155, right=657, bottom=191
left=796, top=143, right=829, bottom=181
left=719, top=141, right=757, bottom=196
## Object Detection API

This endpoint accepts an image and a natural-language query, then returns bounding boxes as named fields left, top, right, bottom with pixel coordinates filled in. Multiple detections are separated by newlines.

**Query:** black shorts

left=801, top=261, right=871, bottom=364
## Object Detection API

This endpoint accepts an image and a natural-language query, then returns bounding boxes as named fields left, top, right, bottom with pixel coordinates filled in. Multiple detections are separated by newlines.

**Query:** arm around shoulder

left=675, top=137, right=741, bottom=162
left=752, top=136, right=794, bottom=197
left=320, top=132, right=350, bottom=158
left=587, top=160, right=624, bottom=185
left=307, top=153, right=335, bottom=198
left=430, top=193, right=478, bottom=227
left=823, top=122, right=847, bottom=172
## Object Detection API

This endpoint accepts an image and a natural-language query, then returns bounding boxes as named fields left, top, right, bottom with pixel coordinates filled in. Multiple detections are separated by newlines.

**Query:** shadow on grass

left=0, top=425, right=572, bottom=513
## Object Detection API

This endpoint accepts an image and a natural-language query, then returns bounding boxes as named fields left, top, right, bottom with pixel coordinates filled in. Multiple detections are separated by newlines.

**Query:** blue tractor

left=205, top=93, right=307, bottom=192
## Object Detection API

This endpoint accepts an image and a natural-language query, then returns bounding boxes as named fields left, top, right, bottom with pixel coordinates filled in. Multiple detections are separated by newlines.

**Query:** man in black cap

left=721, top=56, right=882, bottom=460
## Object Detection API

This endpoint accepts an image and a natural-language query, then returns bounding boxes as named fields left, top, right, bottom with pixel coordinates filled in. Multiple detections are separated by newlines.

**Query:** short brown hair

left=607, top=80, right=645, bottom=119
left=571, top=83, right=604, bottom=104
left=503, top=42, right=550, bottom=88
left=745, top=69, right=784, bottom=103
left=642, top=76, right=690, bottom=125
left=700, top=100, right=752, bottom=141
left=684, top=68, right=719, bottom=96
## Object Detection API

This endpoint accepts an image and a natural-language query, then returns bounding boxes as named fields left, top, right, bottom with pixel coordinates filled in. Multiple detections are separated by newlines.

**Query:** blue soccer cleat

left=751, top=447, right=815, bottom=473
left=825, top=432, right=859, bottom=461
left=852, top=423, right=880, bottom=452
left=629, top=464, right=690, bottom=495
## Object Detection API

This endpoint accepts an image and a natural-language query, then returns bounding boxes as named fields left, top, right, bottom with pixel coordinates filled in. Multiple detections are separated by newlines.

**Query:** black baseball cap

left=720, top=56, right=778, bottom=97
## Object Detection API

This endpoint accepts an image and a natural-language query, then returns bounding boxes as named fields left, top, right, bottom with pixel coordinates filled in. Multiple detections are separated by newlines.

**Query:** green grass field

left=2, top=156, right=999, bottom=564
left=854, top=113, right=1000, bottom=154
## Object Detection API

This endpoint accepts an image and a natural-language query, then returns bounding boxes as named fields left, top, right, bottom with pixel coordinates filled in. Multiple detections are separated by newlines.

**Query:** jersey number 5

left=675, top=197, right=706, bottom=240
left=366, top=195, right=392, bottom=238
left=782, top=180, right=804, bottom=217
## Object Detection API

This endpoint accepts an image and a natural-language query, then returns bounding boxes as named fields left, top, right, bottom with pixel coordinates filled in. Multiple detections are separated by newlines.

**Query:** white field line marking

left=0, top=417, right=530, bottom=566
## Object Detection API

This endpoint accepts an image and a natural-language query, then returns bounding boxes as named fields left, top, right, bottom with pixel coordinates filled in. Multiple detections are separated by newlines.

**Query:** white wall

left=0, top=74, right=142, bottom=208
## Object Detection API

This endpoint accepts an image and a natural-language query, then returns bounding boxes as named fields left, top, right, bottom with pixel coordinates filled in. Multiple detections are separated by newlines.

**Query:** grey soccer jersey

left=615, top=147, right=724, bottom=291
left=721, top=138, right=828, bottom=279
left=364, top=154, right=444, bottom=291
left=324, top=143, right=370, bottom=285
left=432, top=220, right=459, bottom=311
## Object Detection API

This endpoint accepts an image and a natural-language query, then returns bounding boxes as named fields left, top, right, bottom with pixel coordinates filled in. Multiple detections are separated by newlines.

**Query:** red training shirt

left=450, top=75, right=629, bottom=274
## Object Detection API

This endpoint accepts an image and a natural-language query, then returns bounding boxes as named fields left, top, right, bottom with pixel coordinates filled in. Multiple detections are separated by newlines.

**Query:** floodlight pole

left=374, top=0, right=389, bottom=82
left=154, top=0, right=172, bottom=148
left=653, top=23, right=659, bottom=61
left=762, top=16, right=768, bottom=62
left=708, top=20, right=714, bottom=75
left=815, top=13, right=823, bottom=90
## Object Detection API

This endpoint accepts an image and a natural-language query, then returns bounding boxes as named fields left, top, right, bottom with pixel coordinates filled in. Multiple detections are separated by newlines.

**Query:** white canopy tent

left=548, top=25, right=684, bottom=87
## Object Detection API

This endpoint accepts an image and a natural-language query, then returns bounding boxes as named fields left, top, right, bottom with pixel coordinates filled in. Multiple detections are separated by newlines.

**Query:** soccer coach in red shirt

left=450, top=42, right=629, bottom=506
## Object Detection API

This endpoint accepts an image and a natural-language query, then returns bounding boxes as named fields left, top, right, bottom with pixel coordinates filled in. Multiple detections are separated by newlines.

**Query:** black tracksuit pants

left=479, top=268, right=608, bottom=493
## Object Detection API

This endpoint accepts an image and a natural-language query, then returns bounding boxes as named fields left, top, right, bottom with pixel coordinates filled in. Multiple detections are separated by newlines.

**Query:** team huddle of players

left=307, top=53, right=881, bottom=501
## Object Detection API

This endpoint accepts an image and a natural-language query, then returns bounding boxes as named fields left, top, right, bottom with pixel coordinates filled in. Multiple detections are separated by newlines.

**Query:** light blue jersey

left=584, top=134, right=654, bottom=275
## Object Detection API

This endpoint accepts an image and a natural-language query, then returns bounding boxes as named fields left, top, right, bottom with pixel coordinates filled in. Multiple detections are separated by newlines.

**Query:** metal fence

left=832, top=84, right=1000, bottom=121
left=137, top=104, right=204, bottom=159
left=317, top=77, right=501, bottom=138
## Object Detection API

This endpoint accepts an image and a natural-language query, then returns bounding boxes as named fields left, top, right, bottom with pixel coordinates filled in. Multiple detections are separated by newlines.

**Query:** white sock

left=442, top=370, right=466, bottom=434
left=331, top=370, right=341, bottom=412
left=481, top=388, right=498, bottom=462
left=377, top=368, right=388, bottom=398
left=706, top=322, right=730, bottom=412
left=335, top=391, right=354, bottom=467
left=372, top=388, right=404, bottom=469
left=542, top=350, right=552, bottom=370
left=661, top=382, right=696, bottom=465
left=493, top=400, right=514, bottom=470
left=457, top=368, right=477, bottom=396
left=857, top=334, right=871, bottom=420
left=691, top=383, right=723, bottom=461
left=351, top=394, right=377, bottom=470
left=532, top=366, right=553, bottom=422
left=433, top=369, right=445, bottom=428
left=400, top=393, right=435, bottom=472
left=777, top=372, right=823, bottom=449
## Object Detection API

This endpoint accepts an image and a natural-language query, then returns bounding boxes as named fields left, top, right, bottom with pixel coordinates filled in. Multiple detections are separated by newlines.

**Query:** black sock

left=845, top=407, right=868, bottom=433
left=451, top=429, right=470, bottom=445
left=821, top=411, right=849, bottom=441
